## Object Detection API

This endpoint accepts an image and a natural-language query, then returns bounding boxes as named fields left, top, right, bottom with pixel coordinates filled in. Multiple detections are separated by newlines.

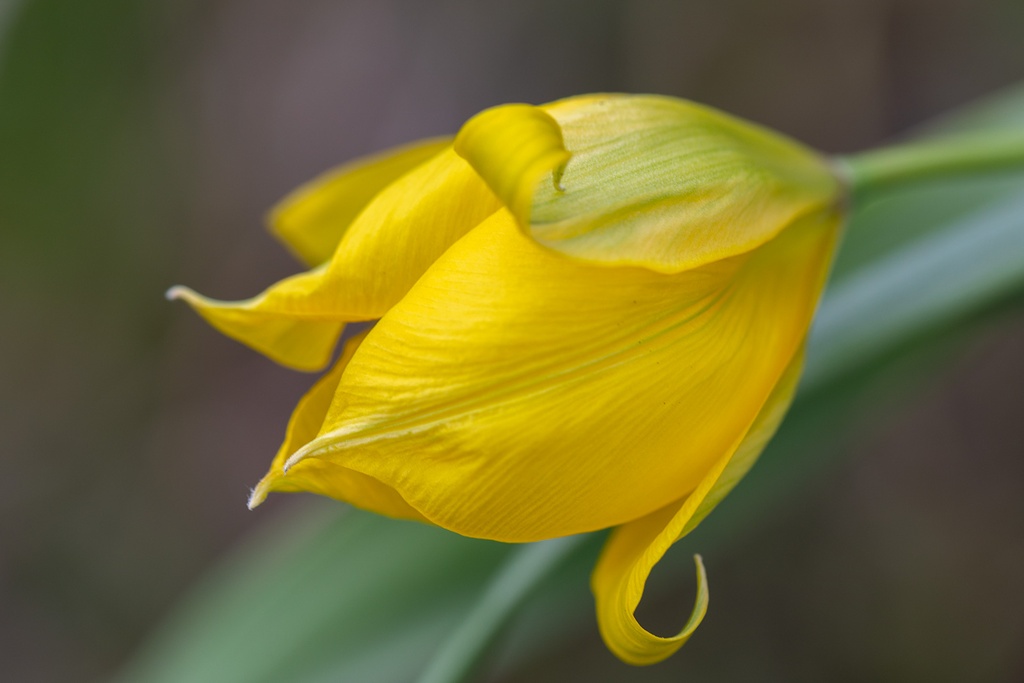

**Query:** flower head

left=169, top=94, right=843, bottom=664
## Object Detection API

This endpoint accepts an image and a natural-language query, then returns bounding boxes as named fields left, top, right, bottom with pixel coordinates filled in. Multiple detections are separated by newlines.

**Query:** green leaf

left=0, top=1, right=24, bottom=50
left=806, top=191, right=1024, bottom=389
left=415, top=536, right=589, bottom=683
left=115, top=506, right=511, bottom=683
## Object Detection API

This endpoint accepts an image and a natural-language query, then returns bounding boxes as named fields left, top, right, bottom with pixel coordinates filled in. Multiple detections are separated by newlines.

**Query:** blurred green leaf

left=115, top=505, right=511, bottom=683
left=115, top=83, right=1024, bottom=683
left=0, top=1, right=24, bottom=50
left=0, top=0, right=182, bottom=294
left=806, top=192, right=1024, bottom=388
left=415, top=536, right=588, bottom=683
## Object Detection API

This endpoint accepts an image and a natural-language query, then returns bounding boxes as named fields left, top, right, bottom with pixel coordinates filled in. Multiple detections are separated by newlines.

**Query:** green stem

left=415, top=534, right=590, bottom=683
left=839, top=131, right=1024, bottom=199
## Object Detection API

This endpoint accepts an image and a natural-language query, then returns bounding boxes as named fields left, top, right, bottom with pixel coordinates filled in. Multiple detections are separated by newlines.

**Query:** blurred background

left=1, top=0, right=1023, bottom=681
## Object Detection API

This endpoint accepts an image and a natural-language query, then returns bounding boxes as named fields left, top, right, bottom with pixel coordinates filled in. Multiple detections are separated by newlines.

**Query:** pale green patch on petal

left=457, top=94, right=841, bottom=273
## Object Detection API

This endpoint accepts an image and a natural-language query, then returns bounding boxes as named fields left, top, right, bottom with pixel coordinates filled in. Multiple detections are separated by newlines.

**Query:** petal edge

left=270, top=136, right=452, bottom=266
left=249, top=328, right=427, bottom=522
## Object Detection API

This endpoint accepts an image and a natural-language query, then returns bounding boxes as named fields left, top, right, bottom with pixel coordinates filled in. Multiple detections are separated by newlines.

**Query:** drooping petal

left=591, top=349, right=805, bottom=665
left=167, top=266, right=343, bottom=372
left=168, top=147, right=501, bottom=371
left=248, top=328, right=426, bottom=522
left=271, top=136, right=453, bottom=266
left=282, top=208, right=839, bottom=541
left=456, top=95, right=839, bottom=273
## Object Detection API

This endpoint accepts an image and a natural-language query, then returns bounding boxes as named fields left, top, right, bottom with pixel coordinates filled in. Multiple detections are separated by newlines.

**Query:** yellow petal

left=454, top=103, right=570, bottom=225
left=248, top=329, right=426, bottom=522
left=169, top=147, right=501, bottom=371
left=281, top=208, right=839, bottom=540
left=591, top=350, right=805, bottom=665
left=457, top=94, right=839, bottom=273
left=270, top=136, right=452, bottom=267
left=166, top=267, right=344, bottom=372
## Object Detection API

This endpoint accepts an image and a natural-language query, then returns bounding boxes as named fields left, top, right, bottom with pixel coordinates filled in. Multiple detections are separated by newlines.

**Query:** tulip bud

left=170, top=94, right=844, bottom=665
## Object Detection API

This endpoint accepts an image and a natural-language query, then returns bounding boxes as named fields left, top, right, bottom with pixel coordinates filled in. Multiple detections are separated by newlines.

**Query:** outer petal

left=169, top=147, right=501, bottom=371
left=282, top=208, right=839, bottom=541
left=271, top=136, right=453, bottom=266
left=591, top=349, right=805, bottom=665
left=248, top=329, right=426, bottom=522
left=456, top=94, right=839, bottom=273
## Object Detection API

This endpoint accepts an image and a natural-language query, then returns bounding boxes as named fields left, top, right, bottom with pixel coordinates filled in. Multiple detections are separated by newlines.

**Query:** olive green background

left=1, top=1, right=1023, bottom=681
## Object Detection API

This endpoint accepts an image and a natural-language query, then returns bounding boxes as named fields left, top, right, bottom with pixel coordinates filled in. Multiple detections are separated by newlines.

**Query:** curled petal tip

left=552, top=162, right=567, bottom=192
left=454, top=102, right=570, bottom=224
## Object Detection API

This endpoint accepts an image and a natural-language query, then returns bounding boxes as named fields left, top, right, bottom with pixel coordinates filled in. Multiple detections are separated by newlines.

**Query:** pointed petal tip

left=247, top=480, right=270, bottom=510
left=552, top=160, right=568, bottom=192
left=165, top=285, right=188, bottom=302
left=165, top=285, right=209, bottom=308
left=690, top=553, right=709, bottom=614
left=162, top=280, right=344, bottom=372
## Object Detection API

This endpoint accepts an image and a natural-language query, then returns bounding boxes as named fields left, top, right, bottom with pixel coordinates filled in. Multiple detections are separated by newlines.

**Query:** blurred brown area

left=0, top=0, right=1021, bottom=681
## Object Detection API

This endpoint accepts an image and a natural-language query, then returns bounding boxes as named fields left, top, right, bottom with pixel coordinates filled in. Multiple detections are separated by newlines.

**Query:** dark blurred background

left=1, top=1, right=1023, bottom=681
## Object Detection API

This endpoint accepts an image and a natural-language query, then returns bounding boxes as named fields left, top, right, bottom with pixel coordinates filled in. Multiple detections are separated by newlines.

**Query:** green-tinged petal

left=457, top=94, right=840, bottom=273
left=169, top=147, right=501, bottom=371
left=591, top=350, right=804, bottom=665
left=282, top=208, right=839, bottom=541
left=271, top=136, right=452, bottom=266
left=454, top=103, right=570, bottom=225
left=249, top=329, right=426, bottom=522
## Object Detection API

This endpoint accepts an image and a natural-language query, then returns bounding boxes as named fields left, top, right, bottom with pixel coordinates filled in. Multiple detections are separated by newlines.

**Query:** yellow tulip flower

left=169, top=94, right=844, bottom=665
